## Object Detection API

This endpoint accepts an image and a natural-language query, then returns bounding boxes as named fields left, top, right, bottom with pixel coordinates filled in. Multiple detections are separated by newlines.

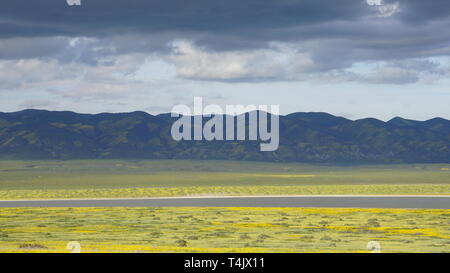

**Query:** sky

left=0, top=0, right=450, bottom=121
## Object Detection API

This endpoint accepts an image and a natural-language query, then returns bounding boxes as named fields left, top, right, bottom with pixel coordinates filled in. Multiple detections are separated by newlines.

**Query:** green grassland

left=1, top=161, right=449, bottom=253
left=0, top=207, right=449, bottom=253
left=0, top=160, right=449, bottom=199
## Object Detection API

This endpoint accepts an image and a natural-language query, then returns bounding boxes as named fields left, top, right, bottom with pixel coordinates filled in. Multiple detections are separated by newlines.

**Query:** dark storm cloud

left=0, top=0, right=367, bottom=38
left=396, top=0, right=450, bottom=23
left=1, top=0, right=450, bottom=84
left=0, top=0, right=370, bottom=65
left=0, top=37, right=69, bottom=60
left=0, top=0, right=448, bottom=54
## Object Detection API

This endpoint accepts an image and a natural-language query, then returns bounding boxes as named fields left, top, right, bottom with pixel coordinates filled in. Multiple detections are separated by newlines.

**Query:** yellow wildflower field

left=0, top=184, right=449, bottom=200
left=0, top=207, right=448, bottom=253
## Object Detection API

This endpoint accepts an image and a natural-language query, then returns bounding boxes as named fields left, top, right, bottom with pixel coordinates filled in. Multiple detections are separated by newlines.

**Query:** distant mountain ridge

left=0, top=109, right=449, bottom=163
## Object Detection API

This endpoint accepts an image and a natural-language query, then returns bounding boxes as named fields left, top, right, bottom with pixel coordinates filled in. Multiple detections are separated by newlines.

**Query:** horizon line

left=1, top=108, right=449, bottom=123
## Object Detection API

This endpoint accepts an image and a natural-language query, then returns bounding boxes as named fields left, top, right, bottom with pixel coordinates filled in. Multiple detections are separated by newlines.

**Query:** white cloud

left=377, top=2, right=400, bottom=17
left=167, top=41, right=315, bottom=81
left=1, top=41, right=449, bottom=106
left=366, top=0, right=400, bottom=17
left=166, top=40, right=450, bottom=85
left=366, top=0, right=382, bottom=6
left=366, top=66, right=419, bottom=84
left=168, top=41, right=249, bottom=80
left=0, top=59, right=73, bottom=90
left=358, top=59, right=450, bottom=84
left=0, top=54, right=151, bottom=100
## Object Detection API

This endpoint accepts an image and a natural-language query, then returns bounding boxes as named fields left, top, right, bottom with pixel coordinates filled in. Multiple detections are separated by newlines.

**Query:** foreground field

left=0, top=160, right=449, bottom=199
left=0, top=207, right=448, bottom=253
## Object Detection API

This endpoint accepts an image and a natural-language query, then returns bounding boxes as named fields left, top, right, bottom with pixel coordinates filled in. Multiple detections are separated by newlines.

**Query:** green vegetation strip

left=0, top=184, right=449, bottom=200
left=1, top=161, right=449, bottom=199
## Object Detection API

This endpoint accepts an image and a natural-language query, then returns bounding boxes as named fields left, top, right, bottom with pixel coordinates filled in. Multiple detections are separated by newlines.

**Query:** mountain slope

left=0, top=109, right=449, bottom=163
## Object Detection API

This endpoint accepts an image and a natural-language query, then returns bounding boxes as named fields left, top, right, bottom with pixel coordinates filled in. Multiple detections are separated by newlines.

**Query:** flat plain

left=0, top=160, right=449, bottom=199
left=1, top=160, right=449, bottom=253
left=0, top=207, right=449, bottom=253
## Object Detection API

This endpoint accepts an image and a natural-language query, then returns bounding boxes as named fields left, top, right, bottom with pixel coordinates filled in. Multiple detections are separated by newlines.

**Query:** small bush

left=320, top=236, right=333, bottom=241
left=18, top=243, right=48, bottom=249
left=175, top=239, right=188, bottom=247
left=367, top=218, right=380, bottom=227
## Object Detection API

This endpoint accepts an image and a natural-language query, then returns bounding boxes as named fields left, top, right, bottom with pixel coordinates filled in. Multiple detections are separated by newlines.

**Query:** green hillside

left=0, top=110, right=449, bottom=163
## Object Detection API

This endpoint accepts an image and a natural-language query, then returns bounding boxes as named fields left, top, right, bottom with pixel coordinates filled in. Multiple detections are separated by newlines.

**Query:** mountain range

left=0, top=109, right=449, bottom=163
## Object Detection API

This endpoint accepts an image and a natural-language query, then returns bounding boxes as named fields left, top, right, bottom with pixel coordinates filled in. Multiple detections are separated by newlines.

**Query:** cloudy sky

left=1, top=0, right=450, bottom=120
